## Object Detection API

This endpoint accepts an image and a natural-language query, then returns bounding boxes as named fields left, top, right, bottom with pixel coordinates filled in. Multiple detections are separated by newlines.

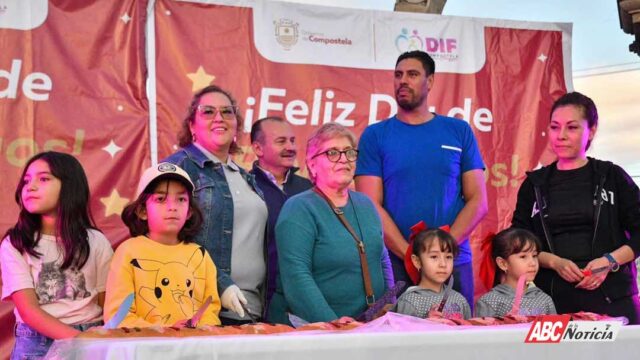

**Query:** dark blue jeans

left=391, top=255, right=475, bottom=313
left=11, top=321, right=102, bottom=360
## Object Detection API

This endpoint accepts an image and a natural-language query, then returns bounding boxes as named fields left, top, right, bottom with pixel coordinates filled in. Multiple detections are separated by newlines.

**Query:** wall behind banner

left=0, top=0, right=570, bottom=353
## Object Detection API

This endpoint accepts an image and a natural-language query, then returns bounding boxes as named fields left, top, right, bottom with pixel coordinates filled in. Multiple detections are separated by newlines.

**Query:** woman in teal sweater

left=267, top=123, right=394, bottom=324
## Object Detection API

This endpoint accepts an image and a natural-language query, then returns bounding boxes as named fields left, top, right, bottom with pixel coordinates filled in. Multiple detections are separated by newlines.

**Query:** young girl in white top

left=475, top=228, right=556, bottom=317
left=0, top=152, right=113, bottom=359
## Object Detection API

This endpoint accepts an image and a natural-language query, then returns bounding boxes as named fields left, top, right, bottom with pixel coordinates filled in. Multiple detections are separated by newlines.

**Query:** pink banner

left=0, top=1, right=149, bottom=353
left=0, top=0, right=570, bottom=353
left=153, top=0, right=569, bottom=296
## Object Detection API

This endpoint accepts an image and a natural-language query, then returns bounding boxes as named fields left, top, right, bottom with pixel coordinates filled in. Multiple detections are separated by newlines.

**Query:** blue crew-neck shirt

left=355, top=114, right=485, bottom=265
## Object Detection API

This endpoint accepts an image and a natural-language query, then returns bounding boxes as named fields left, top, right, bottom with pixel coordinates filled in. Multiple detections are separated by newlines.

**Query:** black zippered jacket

left=250, top=162, right=312, bottom=307
left=511, top=158, right=640, bottom=301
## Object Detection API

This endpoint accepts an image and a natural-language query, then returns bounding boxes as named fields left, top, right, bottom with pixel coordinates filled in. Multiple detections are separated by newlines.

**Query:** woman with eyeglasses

left=164, top=85, right=268, bottom=325
left=267, top=123, right=394, bottom=324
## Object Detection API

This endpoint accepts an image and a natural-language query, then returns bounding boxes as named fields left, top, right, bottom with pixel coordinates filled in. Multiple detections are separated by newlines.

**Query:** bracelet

left=603, top=253, right=620, bottom=272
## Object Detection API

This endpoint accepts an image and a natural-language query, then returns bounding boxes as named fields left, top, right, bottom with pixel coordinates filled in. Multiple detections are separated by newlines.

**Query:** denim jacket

left=164, top=143, right=265, bottom=295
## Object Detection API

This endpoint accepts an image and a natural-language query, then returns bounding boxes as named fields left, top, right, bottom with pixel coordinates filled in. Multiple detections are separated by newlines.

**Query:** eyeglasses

left=196, top=105, right=238, bottom=120
left=312, top=148, right=359, bottom=163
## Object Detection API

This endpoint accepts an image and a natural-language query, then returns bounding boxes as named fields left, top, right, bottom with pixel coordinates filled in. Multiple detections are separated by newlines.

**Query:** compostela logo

left=274, top=18, right=299, bottom=50
left=395, top=28, right=459, bottom=61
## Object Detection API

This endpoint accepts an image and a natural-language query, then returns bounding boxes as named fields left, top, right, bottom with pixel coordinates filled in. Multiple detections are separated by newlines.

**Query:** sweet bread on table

left=77, top=323, right=296, bottom=338
left=77, top=312, right=617, bottom=338
left=76, top=318, right=363, bottom=338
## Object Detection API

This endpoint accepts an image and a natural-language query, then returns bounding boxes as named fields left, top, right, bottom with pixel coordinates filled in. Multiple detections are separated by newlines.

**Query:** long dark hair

left=121, top=178, right=203, bottom=243
left=4, top=152, right=98, bottom=270
left=492, top=228, right=541, bottom=286
left=412, top=228, right=459, bottom=258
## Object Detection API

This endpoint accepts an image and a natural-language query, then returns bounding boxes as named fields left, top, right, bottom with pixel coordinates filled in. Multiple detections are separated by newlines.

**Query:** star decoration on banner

left=537, top=53, right=548, bottom=63
left=102, top=140, right=123, bottom=158
left=187, top=66, right=216, bottom=92
left=120, top=13, right=131, bottom=24
left=100, top=189, right=130, bottom=217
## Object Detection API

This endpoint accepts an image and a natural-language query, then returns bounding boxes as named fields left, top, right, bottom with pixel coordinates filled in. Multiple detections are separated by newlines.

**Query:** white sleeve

left=0, top=237, right=35, bottom=301
left=88, top=230, right=114, bottom=293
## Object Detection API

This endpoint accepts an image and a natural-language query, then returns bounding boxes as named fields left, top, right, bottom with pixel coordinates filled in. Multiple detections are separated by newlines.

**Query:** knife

left=356, top=281, right=406, bottom=322
left=287, top=313, right=309, bottom=328
left=582, top=264, right=613, bottom=277
left=239, top=302, right=260, bottom=324
left=508, top=274, right=527, bottom=316
left=104, top=293, right=134, bottom=329
left=186, top=295, right=212, bottom=328
left=436, top=275, right=454, bottom=313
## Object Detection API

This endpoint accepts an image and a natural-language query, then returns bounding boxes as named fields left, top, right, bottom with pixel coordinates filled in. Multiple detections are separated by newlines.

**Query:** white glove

left=220, top=285, right=247, bottom=318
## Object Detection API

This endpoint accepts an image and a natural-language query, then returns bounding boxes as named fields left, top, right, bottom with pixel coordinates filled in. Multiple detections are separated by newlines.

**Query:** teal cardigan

left=267, top=189, right=394, bottom=323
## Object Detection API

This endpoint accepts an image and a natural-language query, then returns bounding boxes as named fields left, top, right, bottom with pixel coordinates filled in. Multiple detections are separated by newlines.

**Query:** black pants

left=553, top=281, right=640, bottom=324
left=220, top=316, right=262, bottom=326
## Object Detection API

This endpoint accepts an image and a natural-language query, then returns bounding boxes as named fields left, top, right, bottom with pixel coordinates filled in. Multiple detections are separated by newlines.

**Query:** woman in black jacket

left=511, top=92, right=640, bottom=324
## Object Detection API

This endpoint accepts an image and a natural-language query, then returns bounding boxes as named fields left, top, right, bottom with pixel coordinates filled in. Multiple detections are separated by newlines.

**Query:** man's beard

left=396, top=89, right=425, bottom=111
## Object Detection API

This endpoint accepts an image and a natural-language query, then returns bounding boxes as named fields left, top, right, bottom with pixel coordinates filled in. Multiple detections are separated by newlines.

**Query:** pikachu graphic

left=130, top=247, right=206, bottom=324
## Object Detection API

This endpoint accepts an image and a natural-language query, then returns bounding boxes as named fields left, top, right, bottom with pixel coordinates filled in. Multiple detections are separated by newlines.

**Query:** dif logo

left=0, top=0, right=48, bottom=30
left=395, top=28, right=458, bottom=60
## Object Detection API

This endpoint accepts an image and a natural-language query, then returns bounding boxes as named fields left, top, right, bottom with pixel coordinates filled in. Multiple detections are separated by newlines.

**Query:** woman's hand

left=550, top=257, right=584, bottom=283
left=575, top=257, right=610, bottom=290
left=221, top=285, right=247, bottom=317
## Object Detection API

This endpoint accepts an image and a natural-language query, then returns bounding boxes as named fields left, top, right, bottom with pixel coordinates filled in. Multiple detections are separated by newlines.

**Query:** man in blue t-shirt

left=355, top=50, right=487, bottom=308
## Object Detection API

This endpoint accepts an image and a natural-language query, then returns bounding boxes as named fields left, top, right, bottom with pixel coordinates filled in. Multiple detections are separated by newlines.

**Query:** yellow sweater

left=104, top=236, right=221, bottom=327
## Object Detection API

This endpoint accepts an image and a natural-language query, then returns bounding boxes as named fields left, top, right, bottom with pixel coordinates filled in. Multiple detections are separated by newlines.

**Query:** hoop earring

left=192, top=133, right=197, bottom=143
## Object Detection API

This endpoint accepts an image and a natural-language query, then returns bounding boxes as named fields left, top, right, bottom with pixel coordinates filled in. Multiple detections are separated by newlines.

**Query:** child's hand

left=427, top=305, right=444, bottom=319
left=172, top=319, right=189, bottom=328
left=373, top=304, right=395, bottom=319
left=64, top=328, right=82, bottom=338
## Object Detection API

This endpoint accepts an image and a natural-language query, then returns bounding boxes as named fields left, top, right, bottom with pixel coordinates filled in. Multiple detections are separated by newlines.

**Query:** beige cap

left=135, top=163, right=194, bottom=198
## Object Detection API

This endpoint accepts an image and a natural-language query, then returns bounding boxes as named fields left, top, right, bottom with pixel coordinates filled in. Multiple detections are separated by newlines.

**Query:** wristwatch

left=603, top=253, right=620, bottom=272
